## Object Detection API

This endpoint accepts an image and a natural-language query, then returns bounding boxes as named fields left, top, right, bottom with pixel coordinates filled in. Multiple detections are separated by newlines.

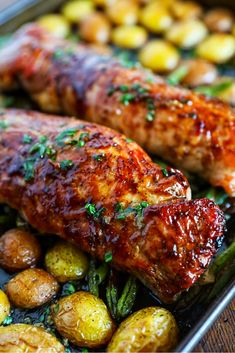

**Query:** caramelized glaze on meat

left=0, top=24, right=234, bottom=195
left=0, top=109, right=225, bottom=303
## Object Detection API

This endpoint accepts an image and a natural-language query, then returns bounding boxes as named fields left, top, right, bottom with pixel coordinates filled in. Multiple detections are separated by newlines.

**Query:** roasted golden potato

left=0, top=290, right=10, bottom=325
left=171, top=0, right=202, bottom=19
left=52, top=291, right=115, bottom=348
left=80, top=12, right=111, bottom=44
left=196, top=34, right=235, bottom=64
left=37, top=14, right=70, bottom=38
left=107, top=307, right=179, bottom=352
left=62, top=0, right=94, bottom=23
left=139, top=40, right=180, bottom=72
left=6, top=268, right=59, bottom=309
left=180, top=59, right=218, bottom=87
left=45, top=240, right=88, bottom=283
left=0, top=324, right=64, bottom=353
left=140, top=2, right=173, bottom=33
left=204, top=8, right=234, bottom=33
left=111, top=25, right=147, bottom=49
left=0, top=228, right=41, bottom=272
left=166, top=20, right=208, bottom=48
left=106, top=0, right=139, bottom=26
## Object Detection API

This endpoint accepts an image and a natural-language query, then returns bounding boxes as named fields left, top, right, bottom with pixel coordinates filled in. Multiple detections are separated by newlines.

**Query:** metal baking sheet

left=0, top=1, right=234, bottom=352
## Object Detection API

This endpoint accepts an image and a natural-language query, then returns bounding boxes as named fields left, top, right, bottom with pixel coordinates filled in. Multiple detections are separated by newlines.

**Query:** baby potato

left=166, top=20, right=208, bottom=48
left=171, top=0, right=202, bottom=20
left=204, top=8, right=234, bottom=33
left=180, top=59, right=218, bottom=87
left=140, top=2, right=173, bottom=33
left=37, top=14, right=70, bottom=38
left=45, top=240, right=88, bottom=283
left=107, top=307, right=178, bottom=352
left=0, top=228, right=41, bottom=272
left=106, top=0, right=139, bottom=26
left=111, top=25, right=147, bottom=49
left=0, top=324, right=64, bottom=353
left=52, top=291, right=115, bottom=348
left=6, top=268, right=59, bottom=309
left=139, top=40, right=180, bottom=72
left=80, top=12, right=111, bottom=44
left=0, top=290, right=10, bottom=325
left=62, top=0, right=94, bottom=23
left=196, top=34, right=235, bottom=64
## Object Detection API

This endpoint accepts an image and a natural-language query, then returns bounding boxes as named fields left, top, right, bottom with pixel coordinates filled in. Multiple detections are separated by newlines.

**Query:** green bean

left=88, top=259, right=108, bottom=297
left=116, top=276, right=137, bottom=320
left=194, top=80, right=233, bottom=97
left=167, top=66, right=188, bottom=85
left=106, top=270, right=118, bottom=319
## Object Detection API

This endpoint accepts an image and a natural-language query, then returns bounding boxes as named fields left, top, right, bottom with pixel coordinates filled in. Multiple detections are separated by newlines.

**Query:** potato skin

left=0, top=290, right=10, bottom=324
left=45, top=240, right=88, bottom=283
left=6, top=268, right=59, bottom=309
left=107, top=307, right=179, bottom=352
left=0, top=228, right=41, bottom=272
left=52, top=291, right=115, bottom=348
left=0, top=324, right=65, bottom=353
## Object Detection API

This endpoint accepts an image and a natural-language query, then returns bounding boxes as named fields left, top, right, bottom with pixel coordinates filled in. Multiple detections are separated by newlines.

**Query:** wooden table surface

left=194, top=298, right=235, bottom=352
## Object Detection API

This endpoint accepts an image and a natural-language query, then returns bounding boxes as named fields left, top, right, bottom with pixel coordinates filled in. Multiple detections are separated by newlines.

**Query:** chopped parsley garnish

left=120, top=93, right=135, bottom=106
left=77, top=132, right=89, bottom=147
left=92, top=153, right=105, bottom=161
left=104, top=251, right=113, bottom=263
left=55, top=128, right=78, bottom=145
left=126, top=138, right=133, bottom=143
left=85, top=202, right=105, bottom=220
left=23, top=134, right=33, bottom=144
left=133, top=201, right=149, bottom=217
left=23, top=157, right=36, bottom=181
left=52, top=47, right=74, bottom=62
left=161, top=168, right=169, bottom=177
left=107, top=84, right=156, bottom=121
left=0, top=121, right=8, bottom=129
left=167, top=66, right=188, bottom=86
left=23, top=135, right=56, bottom=181
left=60, top=159, right=74, bottom=170
left=115, top=201, right=149, bottom=220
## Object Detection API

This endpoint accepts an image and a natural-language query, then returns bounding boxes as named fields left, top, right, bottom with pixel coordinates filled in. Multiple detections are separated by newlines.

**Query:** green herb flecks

left=107, top=83, right=156, bottom=122
left=55, top=127, right=79, bottom=146
left=23, top=134, right=33, bottom=144
left=85, top=202, right=106, bottom=220
left=115, top=201, right=149, bottom=220
left=167, top=66, right=188, bottom=86
left=194, top=80, right=233, bottom=97
left=59, top=159, right=74, bottom=170
left=52, top=47, right=75, bottom=63
left=92, top=153, right=105, bottom=161
left=104, top=251, right=113, bottom=263
left=161, top=168, right=169, bottom=177
left=23, top=157, right=36, bottom=181
left=120, top=93, right=135, bottom=106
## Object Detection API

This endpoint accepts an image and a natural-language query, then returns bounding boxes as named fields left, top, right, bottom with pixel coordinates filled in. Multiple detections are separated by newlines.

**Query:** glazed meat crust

left=0, top=24, right=234, bottom=195
left=0, top=109, right=225, bottom=303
